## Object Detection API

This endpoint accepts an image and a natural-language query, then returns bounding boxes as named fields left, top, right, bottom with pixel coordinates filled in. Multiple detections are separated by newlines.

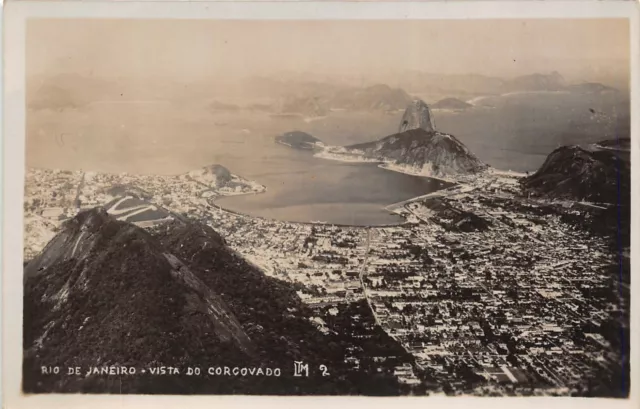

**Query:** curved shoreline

left=312, top=147, right=460, bottom=185
left=212, top=149, right=463, bottom=228
left=209, top=195, right=414, bottom=228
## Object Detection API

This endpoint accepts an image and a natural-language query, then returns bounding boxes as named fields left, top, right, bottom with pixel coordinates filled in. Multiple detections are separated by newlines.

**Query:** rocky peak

left=399, top=99, right=436, bottom=133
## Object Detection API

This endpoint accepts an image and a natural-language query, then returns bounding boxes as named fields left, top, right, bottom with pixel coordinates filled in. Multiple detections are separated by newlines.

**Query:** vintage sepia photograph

left=16, top=14, right=632, bottom=399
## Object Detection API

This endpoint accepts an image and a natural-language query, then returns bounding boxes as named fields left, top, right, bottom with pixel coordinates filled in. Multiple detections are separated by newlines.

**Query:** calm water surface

left=217, top=148, right=451, bottom=225
left=27, top=91, right=629, bottom=225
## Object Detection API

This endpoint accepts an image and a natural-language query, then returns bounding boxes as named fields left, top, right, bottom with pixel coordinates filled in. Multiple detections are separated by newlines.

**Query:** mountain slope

left=152, top=220, right=413, bottom=395
left=23, top=209, right=255, bottom=392
left=331, top=99, right=486, bottom=177
left=186, top=164, right=232, bottom=188
left=24, top=209, right=410, bottom=394
left=520, top=145, right=630, bottom=204
left=346, top=128, right=486, bottom=177
left=521, top=145, right=631, bottom=249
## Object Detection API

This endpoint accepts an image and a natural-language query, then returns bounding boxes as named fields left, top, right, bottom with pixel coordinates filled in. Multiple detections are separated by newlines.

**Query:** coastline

left=214, top=146, right=467, bottom=227
left=209, top=195, right=413, bottom=228
left=213, top=142, right=529, bottom=228
left=466, top=89, right=571, bottom=106
left=377, top=162, right=458, bottom=185
left=313, top=149, right=380, bottom=164
left=313, top=146, right=464, bottom=185
left=275, top=140, right=293, bottom=148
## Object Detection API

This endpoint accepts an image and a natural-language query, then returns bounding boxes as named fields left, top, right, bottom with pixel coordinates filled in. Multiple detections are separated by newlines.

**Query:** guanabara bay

left=22, top=18, right=631, bottom=398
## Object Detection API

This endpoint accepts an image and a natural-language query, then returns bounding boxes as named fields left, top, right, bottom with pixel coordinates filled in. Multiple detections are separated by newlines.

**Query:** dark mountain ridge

left=24, top=209, right=256, bottom=392
left=521, top=145, right=630, bottom=204
left=24, top=208, right=409, bottom=394
left=521, top=144, right=631, bottom=250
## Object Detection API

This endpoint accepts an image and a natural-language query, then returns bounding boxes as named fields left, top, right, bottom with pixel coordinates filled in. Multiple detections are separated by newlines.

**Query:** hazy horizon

left=27, top=19, right=630, bottom=89
left=25, top=17, right=631, bottom=177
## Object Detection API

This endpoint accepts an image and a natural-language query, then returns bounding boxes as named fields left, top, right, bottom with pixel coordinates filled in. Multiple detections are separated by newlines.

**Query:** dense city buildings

left=23, top=166, right=628, bottom=396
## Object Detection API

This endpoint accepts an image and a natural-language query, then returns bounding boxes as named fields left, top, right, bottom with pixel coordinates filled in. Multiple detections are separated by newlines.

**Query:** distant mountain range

left=23, top=208, right=409, bottom=394
left=395, top=71, right=623, bottom=98
left=275, top=84, right=413, bottom=116
left=28, top=71, right=621, bottom=112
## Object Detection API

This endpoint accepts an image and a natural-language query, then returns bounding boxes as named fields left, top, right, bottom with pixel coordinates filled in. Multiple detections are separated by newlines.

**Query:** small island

left=275, top=131, right=325, bottom=150
left=431, top=97, right=473, bottom=111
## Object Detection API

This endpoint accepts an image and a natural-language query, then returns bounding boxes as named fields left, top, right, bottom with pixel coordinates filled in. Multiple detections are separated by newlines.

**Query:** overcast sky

left=27, top=19, right=629, bottom=84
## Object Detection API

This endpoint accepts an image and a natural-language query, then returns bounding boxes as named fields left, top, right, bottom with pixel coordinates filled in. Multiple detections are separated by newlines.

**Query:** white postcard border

left=3, top=1, right=639, bottom=409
